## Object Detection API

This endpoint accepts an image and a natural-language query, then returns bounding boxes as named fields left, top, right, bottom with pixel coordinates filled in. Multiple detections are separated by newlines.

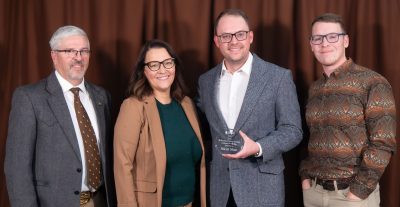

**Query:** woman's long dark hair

left=127, top=39, right=188, bottom=101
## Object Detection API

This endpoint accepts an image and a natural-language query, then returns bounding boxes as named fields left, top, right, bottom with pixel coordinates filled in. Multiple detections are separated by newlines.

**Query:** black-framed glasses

left=54, top=49, right=91, bottom=57
left=217, top=31, right=249, bottom=43
left=145, top=58, right=175, bottom=71
left=310, top=33, right=346, bottom=45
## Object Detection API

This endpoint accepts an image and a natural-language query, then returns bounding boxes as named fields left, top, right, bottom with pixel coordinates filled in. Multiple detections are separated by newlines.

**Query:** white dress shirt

left=55, top=71, right=100, bottom=191
left=218, top=53, right=253, bottom=129
left=217, top=54, right=263, bottom=156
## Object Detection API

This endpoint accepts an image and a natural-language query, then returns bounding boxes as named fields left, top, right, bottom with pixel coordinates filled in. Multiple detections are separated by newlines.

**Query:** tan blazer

left=114, top=95, right=206, bottom=207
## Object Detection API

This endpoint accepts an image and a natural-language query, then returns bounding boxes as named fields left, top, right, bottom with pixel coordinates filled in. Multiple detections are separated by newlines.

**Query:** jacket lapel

left=46, top=72, right=81, bottom=160
left=85, top=83, right=107, bottom=161
left=210, top=66, right=230, bottom=133
left=234, top=54, right=269, bottom=131
left=143, top=96, right=166, bottom=207
left=181, top=97, right=204, bottom=150
left=181, top=97, right=207, bottom=205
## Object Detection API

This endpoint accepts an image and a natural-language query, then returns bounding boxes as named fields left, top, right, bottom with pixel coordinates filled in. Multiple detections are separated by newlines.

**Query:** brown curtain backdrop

left=0, top=0, right=399, bottom=206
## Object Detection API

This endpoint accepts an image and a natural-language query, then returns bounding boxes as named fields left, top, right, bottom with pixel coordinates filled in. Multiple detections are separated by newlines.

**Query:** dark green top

left=156, top=99, right=202, bottom=207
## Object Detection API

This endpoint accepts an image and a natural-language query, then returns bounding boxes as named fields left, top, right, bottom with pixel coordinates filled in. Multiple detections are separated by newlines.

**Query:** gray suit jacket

left=198, top=54, right=302, bottom=207
left=4, top=72, right=116, bottom=207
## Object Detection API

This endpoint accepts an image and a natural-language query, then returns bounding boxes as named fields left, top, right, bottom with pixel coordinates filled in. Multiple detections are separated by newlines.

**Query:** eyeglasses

left=54, top=49, right=91, bottom=57
left=310, top=33, right=346, bottom=45
left=145, top=58, right=175, bottom=71
left=217, top=31, right=249, bottom=43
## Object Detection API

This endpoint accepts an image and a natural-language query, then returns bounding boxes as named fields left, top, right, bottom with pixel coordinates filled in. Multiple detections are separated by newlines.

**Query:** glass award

left=215, top=129, right=243, bottom=154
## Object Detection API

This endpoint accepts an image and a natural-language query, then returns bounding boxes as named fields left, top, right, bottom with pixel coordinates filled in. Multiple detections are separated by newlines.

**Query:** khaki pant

left=303, top=179, right=380, bottom=207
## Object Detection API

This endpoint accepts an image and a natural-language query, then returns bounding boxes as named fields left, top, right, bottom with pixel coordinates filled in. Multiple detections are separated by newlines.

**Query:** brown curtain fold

left=1, top=0, right=399, bottom=206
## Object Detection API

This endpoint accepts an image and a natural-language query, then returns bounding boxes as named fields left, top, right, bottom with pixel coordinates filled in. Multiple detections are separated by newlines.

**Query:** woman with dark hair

left=114, top=39, right=206, bottom=207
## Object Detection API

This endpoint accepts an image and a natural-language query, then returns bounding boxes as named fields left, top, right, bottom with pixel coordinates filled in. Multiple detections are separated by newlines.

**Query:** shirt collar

left=220, top=53, right=253, bottom=76
left=323, top=58, right=353, bottom=79
left=55, top=70, right=87, bottom=94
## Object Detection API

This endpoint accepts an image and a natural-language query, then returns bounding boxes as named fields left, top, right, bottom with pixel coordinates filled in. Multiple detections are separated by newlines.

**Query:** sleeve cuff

left=254, top=142, right=263, bottom=157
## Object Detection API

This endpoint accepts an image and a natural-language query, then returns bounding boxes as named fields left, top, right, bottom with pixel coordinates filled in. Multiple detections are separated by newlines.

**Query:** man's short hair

left=311, top=13, right=347, bottom=34
left=49, top=25, right=89, bottom=50
left=214, top=8, right=250, bottom=34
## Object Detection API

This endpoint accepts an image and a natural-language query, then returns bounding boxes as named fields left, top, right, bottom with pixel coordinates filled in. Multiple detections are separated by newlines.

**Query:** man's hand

left=302, top=179, right=311, bottom=190
left=223, top=130, right=260, bottom=159
left=346, top=191, right=362, bottom=201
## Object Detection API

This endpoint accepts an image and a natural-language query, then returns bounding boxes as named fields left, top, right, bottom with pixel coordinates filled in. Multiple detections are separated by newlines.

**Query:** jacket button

left=76, top=168, right=82, bottom=173
left=74, top=191, right=80, bottom=195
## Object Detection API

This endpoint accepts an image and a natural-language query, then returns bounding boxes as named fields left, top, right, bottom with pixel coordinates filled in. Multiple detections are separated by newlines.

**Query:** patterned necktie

left=70, top=87, right=101, bottom=190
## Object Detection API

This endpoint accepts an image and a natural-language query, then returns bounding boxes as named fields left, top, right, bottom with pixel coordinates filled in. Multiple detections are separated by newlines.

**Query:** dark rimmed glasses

left=310, top=33, right=346, bottom=45
left=145, top=58, right=175, bottom=71
left=217, top=31, right=250, bottom=43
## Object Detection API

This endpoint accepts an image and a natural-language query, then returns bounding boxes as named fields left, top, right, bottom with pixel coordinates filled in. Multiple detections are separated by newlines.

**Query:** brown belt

left=80, top=191, right=94, bottom=205
left=314, top=177, right=352, bottom=191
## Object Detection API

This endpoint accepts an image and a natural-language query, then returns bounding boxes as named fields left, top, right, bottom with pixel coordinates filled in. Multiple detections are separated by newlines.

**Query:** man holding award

left=197, top=9, right=303, bottom=207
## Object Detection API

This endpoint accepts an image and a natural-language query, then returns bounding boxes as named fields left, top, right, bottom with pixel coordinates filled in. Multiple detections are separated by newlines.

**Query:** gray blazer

left=198, top=54, right=302, bottom=207
left=4, top=72, right=116, bottom=207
